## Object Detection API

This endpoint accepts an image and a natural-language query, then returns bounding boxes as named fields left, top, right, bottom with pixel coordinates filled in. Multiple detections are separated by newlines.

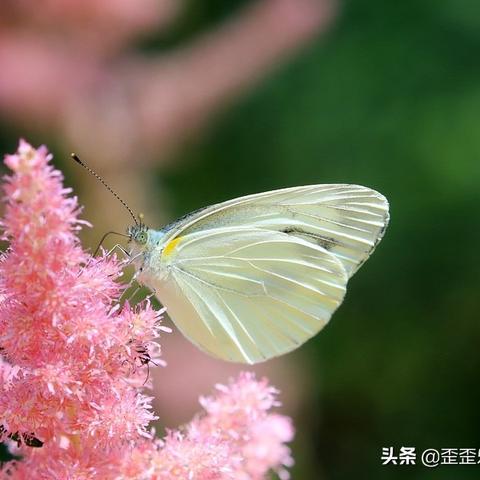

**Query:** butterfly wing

left=161, top=184, right=389, bottom=277
left=153, top=227, right=348, bottom=364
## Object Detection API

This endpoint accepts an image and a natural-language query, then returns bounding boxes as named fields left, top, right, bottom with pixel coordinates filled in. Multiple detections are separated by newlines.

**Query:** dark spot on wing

left=316, top=236, right=339, bottom=251
left=280, top=227, right=339, bottom=251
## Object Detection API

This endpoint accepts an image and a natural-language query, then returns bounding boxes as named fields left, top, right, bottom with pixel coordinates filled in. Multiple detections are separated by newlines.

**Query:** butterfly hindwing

left=156, top=227, right=348, bottom=363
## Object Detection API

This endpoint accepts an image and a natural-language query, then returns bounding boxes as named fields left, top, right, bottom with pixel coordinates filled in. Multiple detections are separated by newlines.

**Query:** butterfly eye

left=136, top=231, right=148, bottom=245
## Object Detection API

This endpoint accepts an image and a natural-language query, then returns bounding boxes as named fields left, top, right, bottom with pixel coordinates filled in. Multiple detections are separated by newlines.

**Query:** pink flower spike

left=0, top=141, right=166, bottom=476
left=0, top=141, right=294, bottom=479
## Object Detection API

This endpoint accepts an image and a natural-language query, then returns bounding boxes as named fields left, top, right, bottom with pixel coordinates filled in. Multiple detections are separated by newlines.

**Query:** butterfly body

left=128, top=184, right=389, bottom=364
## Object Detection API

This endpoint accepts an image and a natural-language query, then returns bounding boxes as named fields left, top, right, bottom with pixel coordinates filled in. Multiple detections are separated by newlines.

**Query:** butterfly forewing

left=161, top=184, right=389, bottom=277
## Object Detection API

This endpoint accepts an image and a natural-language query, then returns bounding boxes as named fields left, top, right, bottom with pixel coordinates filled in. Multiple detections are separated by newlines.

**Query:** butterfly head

left=128, top=224, right=149, bottom=248
left=127, top=220, right=166, bottom=279
left=126, top=213, right=147, bottom=246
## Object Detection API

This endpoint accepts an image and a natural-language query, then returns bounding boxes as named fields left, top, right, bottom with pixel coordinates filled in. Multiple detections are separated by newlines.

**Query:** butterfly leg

left=120, top=282, right=143, bottom=304
left=102, top=243, right=130, bottom=259
left=78, top=243, right=131, bottom=277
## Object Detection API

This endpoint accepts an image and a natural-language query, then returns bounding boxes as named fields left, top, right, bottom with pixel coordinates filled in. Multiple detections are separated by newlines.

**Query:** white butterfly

left=127, top=184, right=389, bottom=364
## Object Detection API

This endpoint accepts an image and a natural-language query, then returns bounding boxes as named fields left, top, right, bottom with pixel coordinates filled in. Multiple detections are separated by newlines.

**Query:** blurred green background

left=1, top=0, right=479, bottom=478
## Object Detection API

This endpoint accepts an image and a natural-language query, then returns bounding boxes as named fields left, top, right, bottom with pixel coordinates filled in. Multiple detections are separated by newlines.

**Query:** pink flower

left=195, top=372, right=294, bottom=480
left=0, top=141, right=294, bottom=479
left=119, top=373, right=294, bottom=480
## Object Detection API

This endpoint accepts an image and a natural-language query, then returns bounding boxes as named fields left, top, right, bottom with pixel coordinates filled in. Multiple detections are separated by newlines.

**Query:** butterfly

left=126, top=184, right=389, bottom=364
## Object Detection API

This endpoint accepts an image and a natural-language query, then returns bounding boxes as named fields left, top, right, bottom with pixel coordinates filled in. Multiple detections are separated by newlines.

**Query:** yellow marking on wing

left=162, top=236, right=183, bottom=259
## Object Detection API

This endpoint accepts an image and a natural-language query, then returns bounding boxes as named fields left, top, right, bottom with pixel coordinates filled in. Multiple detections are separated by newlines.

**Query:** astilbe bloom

left=0, top=141, right=294, bottom=479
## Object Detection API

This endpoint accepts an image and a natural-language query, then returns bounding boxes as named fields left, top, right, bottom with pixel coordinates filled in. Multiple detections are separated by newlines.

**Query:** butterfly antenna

left=71, top=153, right=138, bottom=226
